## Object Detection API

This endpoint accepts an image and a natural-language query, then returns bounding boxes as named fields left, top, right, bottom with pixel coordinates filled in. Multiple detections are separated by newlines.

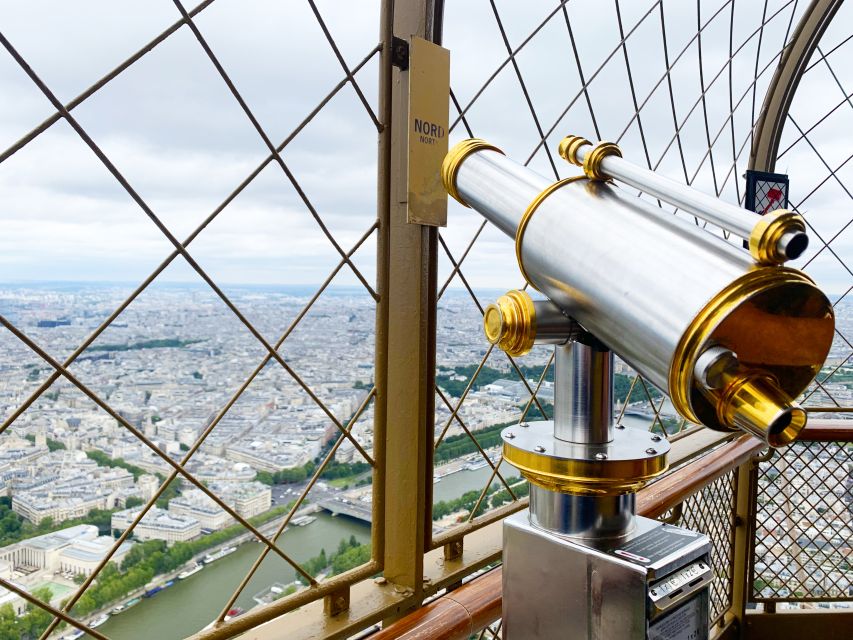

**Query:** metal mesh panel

left=752, top=441, right=853, bottom=602
left=775, top=1, right=853, bottom=413
left=678, top=471, right=738, bottom=624
left=0, top=2, right=381, bottom=638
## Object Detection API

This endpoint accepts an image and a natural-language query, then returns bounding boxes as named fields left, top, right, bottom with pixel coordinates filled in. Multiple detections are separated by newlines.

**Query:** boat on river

left=143, top=580, right=173, bottom=597
left=178, top=562, right=204, bottom=579
left=90, top=614, right=110, bottom=628
left=224, top=607, right=244, bottom=622
left=203, top=546, right=237, bottom=564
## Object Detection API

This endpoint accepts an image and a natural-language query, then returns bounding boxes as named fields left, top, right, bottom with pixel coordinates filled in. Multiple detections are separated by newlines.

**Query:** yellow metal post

left=374, top=0, right=441, bottom=620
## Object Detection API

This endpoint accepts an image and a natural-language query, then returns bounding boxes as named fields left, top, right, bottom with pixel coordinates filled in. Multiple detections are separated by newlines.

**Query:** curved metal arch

left=750, top=0, right=844, bottom=172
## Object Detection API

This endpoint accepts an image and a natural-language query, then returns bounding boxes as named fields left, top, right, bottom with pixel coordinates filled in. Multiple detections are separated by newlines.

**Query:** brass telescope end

left=670, top=268, right=833, bottom=447
left=441, top=139, right=504, bottom=207
left=484, top=290, right=536, bottom=357
left=714, top=371, right=807, bottom=448
left=749, top=209, right=808, bottom=265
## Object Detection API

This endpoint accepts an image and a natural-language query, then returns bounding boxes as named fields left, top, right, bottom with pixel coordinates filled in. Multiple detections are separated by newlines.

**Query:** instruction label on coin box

left=609, top=524, right=702, bottom=566
left=649, top=596, right=706, bottom=640
left=407, top=37, right=449, bottom=226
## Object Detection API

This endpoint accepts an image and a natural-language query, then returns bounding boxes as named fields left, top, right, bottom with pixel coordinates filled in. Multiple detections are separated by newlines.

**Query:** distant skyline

left=1, top=1, right=851, bottom=295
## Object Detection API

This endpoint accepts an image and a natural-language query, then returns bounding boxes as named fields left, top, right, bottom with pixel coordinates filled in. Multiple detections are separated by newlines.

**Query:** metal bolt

left=615, top=424, right=625, bottom=430
left=651, top=434, right=662, bottom=442
left=534, top=445, right=546, bottom=453
left=506, top=432, right=515, bottom=439
left=594, top=452, right=607, bottom=461
left=519, top=421, right=529, bottom=428
left=374, top=577, right=387, bottom=585
left=646, top=447, right=657, bottom=455
left=651, top=590, right=657, bottom=596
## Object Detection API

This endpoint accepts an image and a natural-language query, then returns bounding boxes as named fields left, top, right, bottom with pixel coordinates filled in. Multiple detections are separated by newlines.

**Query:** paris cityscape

left=0, top=281, right=850, bottom=638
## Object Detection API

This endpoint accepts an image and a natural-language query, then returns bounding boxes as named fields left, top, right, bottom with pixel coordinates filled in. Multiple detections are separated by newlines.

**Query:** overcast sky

left=0, top=0, right=850, bottom=296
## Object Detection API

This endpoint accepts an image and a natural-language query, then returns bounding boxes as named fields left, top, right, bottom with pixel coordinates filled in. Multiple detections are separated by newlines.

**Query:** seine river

left=94, top=414, right=653, bottom=639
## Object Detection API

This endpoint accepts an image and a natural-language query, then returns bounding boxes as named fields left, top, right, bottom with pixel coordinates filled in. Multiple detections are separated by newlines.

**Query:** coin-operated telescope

left=441, top=135, right=834, bottom=640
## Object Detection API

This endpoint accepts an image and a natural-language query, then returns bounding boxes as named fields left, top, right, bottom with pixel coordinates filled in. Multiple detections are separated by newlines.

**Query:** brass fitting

left=483, top=290, right=536, bottom=357
left=440, top=138, right=504, bottom=207
left=557, top=135, right=592, bottom=166
left=582, top=141, right=622, bottom=181
left=713, top=370, right=807, bottom=448
left=748, top=209, right=807, bottom=265
left=557, top=135, right=621, bottom=181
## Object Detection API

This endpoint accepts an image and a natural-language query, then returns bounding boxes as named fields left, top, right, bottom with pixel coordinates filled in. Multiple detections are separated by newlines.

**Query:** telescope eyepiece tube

left=444, top=137, right=835, bottom=449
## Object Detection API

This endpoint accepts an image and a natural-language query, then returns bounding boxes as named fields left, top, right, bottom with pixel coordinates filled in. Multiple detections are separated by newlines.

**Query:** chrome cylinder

left=445, top=141, right=834, bottom=442
left=456, top=150, right=748, bottom=393
left=571, top=142, right=808, bottom=261
left=533, top=300, right=578, bottom=346
left=454, top=148, right=550, bottom=237
left=529, top=484, right=635, bottom=539
left=553, top=342, right=613, bottom=444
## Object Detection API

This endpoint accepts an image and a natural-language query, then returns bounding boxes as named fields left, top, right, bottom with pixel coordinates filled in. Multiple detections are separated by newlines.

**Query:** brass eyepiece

left=705, top=369, right=807, bottom=448
left=749, top=209, right=808, bottom=265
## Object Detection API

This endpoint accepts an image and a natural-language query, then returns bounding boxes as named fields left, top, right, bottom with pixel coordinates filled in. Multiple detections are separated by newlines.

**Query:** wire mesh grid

left=432, top=0, right=811, bottom=542
left=0, top=1, right=382, bottom=637
left=771, top=2, right=853, bottom=412
left=752, top=441, right=853, bottom=602
left=678, top=470, right=738, bottom=624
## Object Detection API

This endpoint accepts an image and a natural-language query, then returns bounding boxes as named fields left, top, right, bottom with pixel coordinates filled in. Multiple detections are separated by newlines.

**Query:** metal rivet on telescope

left=646, top=448, right=657, bottom=455
left=534, top=445, right=546, bottom=453
left=615, top=423, right=625, bottom=430
left=594, top=452, right=607, bottom=461
left=520, top=422, right=529, bottom=428
left=506, top=432, right=515, bottom=439
left=651, top=435, right=662, bottom=442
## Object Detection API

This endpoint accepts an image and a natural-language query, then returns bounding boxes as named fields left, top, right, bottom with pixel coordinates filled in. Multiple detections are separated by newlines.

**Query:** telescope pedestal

left=500, top=342, right=712, bottom=639
left=502, top=510, right=712, bottom=640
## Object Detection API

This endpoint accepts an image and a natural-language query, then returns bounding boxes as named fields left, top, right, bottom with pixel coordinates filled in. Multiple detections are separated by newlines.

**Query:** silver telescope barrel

left=442, top=139, right=835, bottom=447
left=558, top=135, right=808, bottom=265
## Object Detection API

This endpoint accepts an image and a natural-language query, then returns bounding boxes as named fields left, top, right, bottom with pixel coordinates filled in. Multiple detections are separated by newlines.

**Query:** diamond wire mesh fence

left=679, top=471, right=738, bottom=624
left=752, top=440, right=853, bottom=602
left=431, top=0, right=813, bottom=543
left=0, top=1, right=383, bottom=638
left=770, top=1, right=853, bottom=413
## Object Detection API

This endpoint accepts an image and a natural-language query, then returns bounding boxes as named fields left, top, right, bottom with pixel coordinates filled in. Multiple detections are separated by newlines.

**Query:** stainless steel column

left=553, top=342, right=613, bottom=444
left=529, top=485, right=636, bottom=539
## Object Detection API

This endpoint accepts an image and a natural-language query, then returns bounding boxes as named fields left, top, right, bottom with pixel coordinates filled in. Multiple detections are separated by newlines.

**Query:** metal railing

left=377, top=423, right=853, bottom=640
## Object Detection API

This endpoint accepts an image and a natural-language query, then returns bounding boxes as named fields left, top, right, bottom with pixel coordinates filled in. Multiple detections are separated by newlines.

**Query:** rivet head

left=506, top=432, right=515, bottom=439
left=646, top=447, right=657, bottom=455
left=651, top=434, right=662, bottom=442
left=594, top=452, right=607, bottom=461
left=534, top=445, right=546, bottom=453
left=520, top=422, right=529, bottom=428
left=615, top=424, right=625, bottom=430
